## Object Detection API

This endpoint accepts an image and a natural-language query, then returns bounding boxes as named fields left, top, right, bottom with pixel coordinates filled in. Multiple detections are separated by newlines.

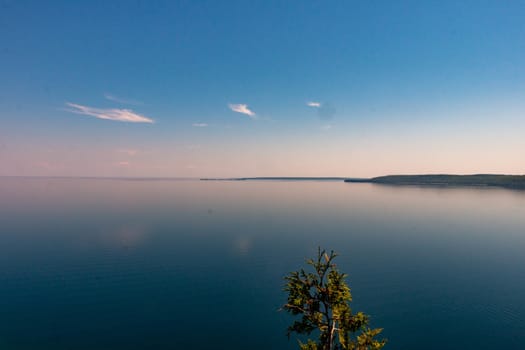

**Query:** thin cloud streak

left=228, top=103, right=256, bottom=119
left=192, top=123, right=208, bottom=127
left=104, top=93, right=143, bottom=105
left=65, top=102, right=154, bottom=123
left=307, top=101, right=321, bottom=107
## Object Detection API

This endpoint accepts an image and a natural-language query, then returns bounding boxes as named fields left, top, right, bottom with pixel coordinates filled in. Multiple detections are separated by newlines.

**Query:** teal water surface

left=1, top=178, right=525, bottom=349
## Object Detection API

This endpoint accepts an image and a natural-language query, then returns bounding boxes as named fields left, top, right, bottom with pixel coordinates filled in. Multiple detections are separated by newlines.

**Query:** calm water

left=1, top=178, right=525, bottom=349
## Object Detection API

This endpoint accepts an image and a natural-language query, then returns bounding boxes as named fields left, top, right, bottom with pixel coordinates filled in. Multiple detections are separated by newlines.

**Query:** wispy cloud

left=115, top=161, right=130, bottom=166
left=65, top=102, right=154, bottom=123
left=321, top=124, right=332, bottom=130
left=308, top=101, right=337, bottom=120
left=104, top=93, right=143, bottom=106
left=228, top=103, right=256, bottom=119
left=192, top=123, right=208, bottom=127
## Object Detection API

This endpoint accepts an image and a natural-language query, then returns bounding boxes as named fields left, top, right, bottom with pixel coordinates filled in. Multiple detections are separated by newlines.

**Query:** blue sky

left=1, top=1, right=524, bottom=177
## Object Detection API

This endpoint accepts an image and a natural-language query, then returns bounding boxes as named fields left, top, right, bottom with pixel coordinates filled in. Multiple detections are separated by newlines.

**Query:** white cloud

left=192, top=123, right=208, bottom=127
left=65, top=102, right=154, bottom=123
left=321, top=124, right=332, bottom=130
left=307, top=101, right=321, bottom=107
left=228, top=103, right=256, bottom=118
left=104, top=93, right=143, bottom=105
left=115, top=161, right=130, bottom=166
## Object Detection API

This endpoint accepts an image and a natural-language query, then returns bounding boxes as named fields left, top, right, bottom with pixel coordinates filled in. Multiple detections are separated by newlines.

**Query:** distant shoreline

left=200, top=177, right=348, bottom=181
left=199, top=174, right=525, bottom=190
left=3, top=175, right=525, bottom=189
left=344, top=174, right=525, bottom=190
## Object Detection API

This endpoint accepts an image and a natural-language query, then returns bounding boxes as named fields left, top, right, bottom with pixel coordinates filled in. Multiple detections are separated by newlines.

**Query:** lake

left=1, top=178, right=524, bottom=349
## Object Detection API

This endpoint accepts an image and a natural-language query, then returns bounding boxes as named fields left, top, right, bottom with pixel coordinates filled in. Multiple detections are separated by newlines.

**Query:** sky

left=1, top=0, right=524, bottom=177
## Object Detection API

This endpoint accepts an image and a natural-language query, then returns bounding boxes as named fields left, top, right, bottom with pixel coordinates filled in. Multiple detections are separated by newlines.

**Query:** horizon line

left=1, top=173, right=523, bottom=180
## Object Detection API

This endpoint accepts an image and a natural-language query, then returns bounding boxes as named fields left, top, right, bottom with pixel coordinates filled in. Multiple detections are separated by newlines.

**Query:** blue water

left=1, top=178, right=525, bottom=349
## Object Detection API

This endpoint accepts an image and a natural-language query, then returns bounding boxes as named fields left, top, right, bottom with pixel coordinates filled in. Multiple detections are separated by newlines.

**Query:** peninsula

left=344, top=174, right=525, bottom=189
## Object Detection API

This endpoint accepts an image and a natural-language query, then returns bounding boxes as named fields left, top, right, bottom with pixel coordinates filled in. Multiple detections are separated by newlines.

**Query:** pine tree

left=283, top=248, right=386, bottom=350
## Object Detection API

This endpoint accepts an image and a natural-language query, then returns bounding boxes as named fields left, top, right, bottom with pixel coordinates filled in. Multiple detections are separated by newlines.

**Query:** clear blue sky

left=1, top=1, right=524, bottom=177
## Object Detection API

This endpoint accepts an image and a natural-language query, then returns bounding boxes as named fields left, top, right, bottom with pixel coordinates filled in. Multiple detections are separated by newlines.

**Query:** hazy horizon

left=1, top=173, right=525, bottom=180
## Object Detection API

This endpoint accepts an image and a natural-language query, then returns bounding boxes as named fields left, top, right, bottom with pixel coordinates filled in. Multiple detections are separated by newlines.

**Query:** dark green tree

left=282, top=248, right=386, bottom=350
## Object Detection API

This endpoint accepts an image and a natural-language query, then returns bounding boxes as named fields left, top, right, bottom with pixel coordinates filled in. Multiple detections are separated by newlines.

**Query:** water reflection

left=233, top=235, right=253, bottom=255
left=111, top=224, right=150, bottom=250
left=0, top=178, right=524, bottom=350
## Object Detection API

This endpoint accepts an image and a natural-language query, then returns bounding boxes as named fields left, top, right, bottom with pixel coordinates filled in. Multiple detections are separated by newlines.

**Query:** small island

left=345, top=174, right=525, bottom=189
